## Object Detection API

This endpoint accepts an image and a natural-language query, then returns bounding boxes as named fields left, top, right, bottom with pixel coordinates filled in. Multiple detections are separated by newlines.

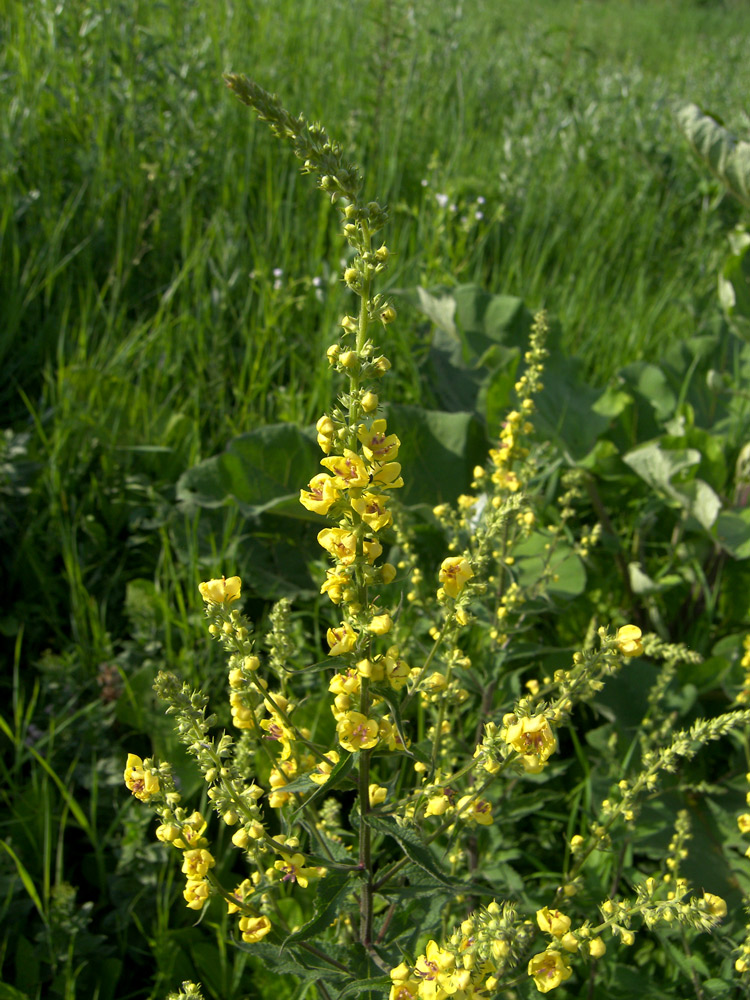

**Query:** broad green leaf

left=416, top=286, right=457, bottom=336
left=618, top=362, right=677, bottom=421
left=388, top=404, right=485, bottom=506
left=714, top=509, right=750, bottom=558
left=628, top=562, right=683, bottom=595
left=0, top=986, right=32, bottom=1000
left=622, top=442, right=697, bottom=493
left=246, top=941, right=346, bottom=984
left=176, top=423, right=320, bottom=519
left=676, top=103, right=750, bottom=209
left=533, top=353, right=611, bottom=461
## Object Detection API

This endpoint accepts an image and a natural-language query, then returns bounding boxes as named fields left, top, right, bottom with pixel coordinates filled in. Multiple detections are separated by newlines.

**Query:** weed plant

left=121, top=77, right=750, bottom=1000
left=3, top=2, right=750, bottom=998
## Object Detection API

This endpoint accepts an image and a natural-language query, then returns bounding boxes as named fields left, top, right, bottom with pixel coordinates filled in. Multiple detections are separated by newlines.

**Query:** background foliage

left=2, top=0, right=750, bottom=997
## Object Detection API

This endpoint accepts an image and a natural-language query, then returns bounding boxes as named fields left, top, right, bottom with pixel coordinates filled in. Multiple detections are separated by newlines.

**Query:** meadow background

left=2, top=0, right=750, bottom=997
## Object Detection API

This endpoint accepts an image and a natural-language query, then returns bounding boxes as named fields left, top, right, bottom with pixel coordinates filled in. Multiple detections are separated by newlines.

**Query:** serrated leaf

left=334, top=975, right=393, bottom=999
left=282, top=869, right=355, bottom=947
left=368, top=815, right=463, bottom=888
left=244, top=940, right=346, bottom=984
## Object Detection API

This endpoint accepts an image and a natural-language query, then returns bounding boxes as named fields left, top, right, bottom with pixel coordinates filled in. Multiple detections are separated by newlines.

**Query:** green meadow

left=2, top=0, right=750, bottom=997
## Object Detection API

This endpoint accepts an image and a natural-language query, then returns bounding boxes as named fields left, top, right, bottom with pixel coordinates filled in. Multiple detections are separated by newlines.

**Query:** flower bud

left=361, top=391, right=378, bottom=412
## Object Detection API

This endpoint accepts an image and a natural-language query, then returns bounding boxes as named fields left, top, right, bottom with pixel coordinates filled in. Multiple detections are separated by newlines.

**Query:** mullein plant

left=124, top=79, right=750, bottom=1000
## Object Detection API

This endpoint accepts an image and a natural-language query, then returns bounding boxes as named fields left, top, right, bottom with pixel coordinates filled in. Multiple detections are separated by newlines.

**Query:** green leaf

left=245, top=941, right=346, bottom=984
left=335, top=976, right=393, bottom=999
left=676, top=103, right=750, bottom=209
left=288, top=751, right=355, bottom=814
left=719, top=229, right=750, bottom=341
left=416, top=286, right=457, bottom=336
left=622, top=442, right=722, bottom=529
left=368, top=815, right=463, bottom=888
left=628, top=562, right=683, bottom=596
left=703, top=980, right=731, bottom=999
left=714, top=509, right=750, bottom=559
left=176, top=423, right=320, bottom=519
left=0, top=986, right=31, bottom=1000
left=0, top=840, right=45, bottom=923
left=282, top=869, right=355, bottom=947
left=388, top=404, right=485, bottom=506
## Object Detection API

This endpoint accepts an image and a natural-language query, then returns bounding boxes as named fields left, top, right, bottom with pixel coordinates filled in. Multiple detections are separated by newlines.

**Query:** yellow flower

left=505, top=715, right=556, bottom=770
left=384, top=647, right=410, bottom=690
left=238, top=914, right=272, bottom=943
left=300, top=473, right=340, bottom=514
left=310, top=751, right=340, bottom=785
left=527, top=950, right=572, bottom=993
left=273, top=852, right=318, bottom=888
left=226, top=878, right=254, bottom=914
left=738, top=813, right=750, bottom=834
left=198, top=576, right=241, bottom=604
left=123, top=753, right=160, bottom=802
left=438, top=556, right=474, bottom=598
left=588, top=937, right=606, bottom=958
left=357, top=419, right=400, bottom=463
left=183, top=877, right=210, bottom=910
left=318, top=527, right=358, bottom=564
left=371, top=461, right=404, bottom=489
left=369, top=783, right=387, bottom=807
left=351, top=492, right=392, bottom=531
left=615, top=624, right=644, bottom=657
left=425, top=794, right=451, bottom=817
left=337, top=711, right=380, bottom=752
left=536, top=907, right=572, bottom=938
left=702, top=893, right=727, bottom=919
left=327, top=622, right=358, bottom=656
left=320, top=566, right=351, bottom=604
left=414, top=941, right=457, bottom=1000
left=456, top=795, right=494, bottom=826
left=368, top=612, right=393, bottom=635
left=171, top=811, right=209, bottom=850
left=320, top=449, right=370, bottom=488
left=182, top=849, right=215, bottom=879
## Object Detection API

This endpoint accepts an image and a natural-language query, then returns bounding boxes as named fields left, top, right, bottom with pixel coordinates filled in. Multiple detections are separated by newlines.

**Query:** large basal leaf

left=176, top=407, right=484, bottom=519
left=389, top=404, right=485, bottom=506
left=176, top=423, right=320, bottom=519
left=714, top=508, right=750, bottom=559
left=676, top=103, right=750, bottom=209
left=419, top=284, right=533, bottom=415
left=623, top=442, right=722, bottom=529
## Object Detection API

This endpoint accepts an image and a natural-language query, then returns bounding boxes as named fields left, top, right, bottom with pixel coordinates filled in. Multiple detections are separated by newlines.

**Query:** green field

left=2, top=0, right=750, bottom=997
